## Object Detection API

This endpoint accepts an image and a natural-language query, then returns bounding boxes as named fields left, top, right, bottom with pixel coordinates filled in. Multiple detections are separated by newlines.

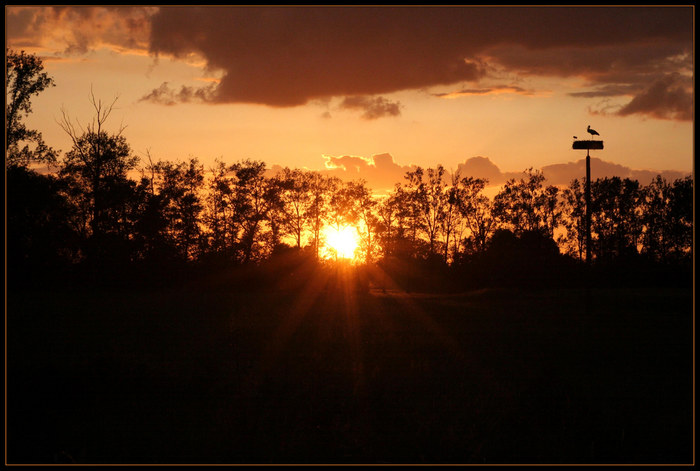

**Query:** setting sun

left=323, top=225, right=359, bottom=260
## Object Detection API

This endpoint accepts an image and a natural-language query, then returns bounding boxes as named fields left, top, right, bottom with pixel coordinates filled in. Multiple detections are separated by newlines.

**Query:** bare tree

left=58, top=90, right=138, bottom=250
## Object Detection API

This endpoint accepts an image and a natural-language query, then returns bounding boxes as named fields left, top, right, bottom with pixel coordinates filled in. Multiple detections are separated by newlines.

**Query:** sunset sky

left=6, top=5, right=694, bottom=193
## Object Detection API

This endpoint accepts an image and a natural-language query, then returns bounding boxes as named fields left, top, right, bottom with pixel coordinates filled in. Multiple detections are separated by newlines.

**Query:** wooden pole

left=586, top=148, right=592, bottom=264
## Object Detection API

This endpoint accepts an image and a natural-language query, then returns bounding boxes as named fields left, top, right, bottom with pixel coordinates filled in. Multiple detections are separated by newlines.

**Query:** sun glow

left=323, top=225, right=360, bottom=261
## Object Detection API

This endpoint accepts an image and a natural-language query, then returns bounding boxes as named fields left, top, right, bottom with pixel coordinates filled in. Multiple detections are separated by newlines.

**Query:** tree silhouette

left=147, top=158, right=205, bottom=261
left=439, top=172, right=463, bottom=263
left=376, top=186, right=400, bottom=257
left=58, top=92, right=139, bottom=263
left=6, top=166, right=81, bottom=285
left=327, top=178, right=356, bottom=231
left=402, top=165, right=449, bottom=258
left=640, top=175, right=693, bottom=262
left=130, top=173, right=173, bottom=264
left=277, top=167, right=313, bottom=249
left=457, top=176, right=494, bottom=256
left=559, top=178, right=587, bottom=261
left=202, top=159, right=238, bottom=260
left=262, top=172, right=287, bottom=256
left=349, top=180, right=379, bottom=263
left=6, top=49, right=58, bottom=168
left=493, top=168, right=559, bottom=237
left=590, top=177, right=642, bottom=261
left=667, top=176, right=693, bottom=261
left=231, top=159, right=271, bottom=263
left=307, top=172, right=334, bottom=259
left=380, top=183, right=418, bottom=259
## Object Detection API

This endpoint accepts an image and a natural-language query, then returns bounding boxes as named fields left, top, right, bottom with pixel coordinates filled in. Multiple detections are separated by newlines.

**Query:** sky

left=5, top=5, right=694, bottom=193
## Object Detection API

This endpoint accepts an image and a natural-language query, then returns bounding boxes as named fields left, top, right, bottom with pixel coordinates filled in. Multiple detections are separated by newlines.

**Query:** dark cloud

left=569, top=84, right=640, bottom=99
left=338, top=96, right=402, bottom=120
left=616, top=73, right=693, bottom=121
left=9, top=6, right=692, bottom=121
left=581, top=73, right=693, bottom=121
left=488, top=42, right=689, bottom=83
left=138, top=82, right=216, bottom=105
left=148, top=7, right=489, bottom=106
left=433, top=85, right=534, bottom=98
left=488, top=40, right=693, bottom=121
left=145, top=6, right=692, bottom=120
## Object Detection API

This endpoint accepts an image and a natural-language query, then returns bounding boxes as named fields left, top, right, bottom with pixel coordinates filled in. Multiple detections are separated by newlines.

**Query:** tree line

left=6, top=50, right=693, bottom=291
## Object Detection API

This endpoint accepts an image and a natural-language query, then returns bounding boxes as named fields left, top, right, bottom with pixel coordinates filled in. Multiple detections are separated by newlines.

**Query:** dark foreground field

left=7, top=269, right=693, bottom=464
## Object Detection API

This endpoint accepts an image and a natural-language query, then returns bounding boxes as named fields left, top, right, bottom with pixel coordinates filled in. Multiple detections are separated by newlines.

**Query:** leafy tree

left=475, top=228, right=562, bottom=288
left=326, top=178, right=357, bottom=231
left=458, top=176, right=495, bottom=255
left=262, top=173, right=286, bottom=256
left=667, top=176, right=693, bottom=260
left=559, top=178, right=587, bottom=260
left=640, top=175, right=693, bottom=261
left=144, top=158, right=205, bottom=261
left=348, top=180, right=379, bottom=263
left=539, top=184, right=561, bottom=239
left=440, top=172, right=465, bottom=263
left=6, top=49, right=58, bottom=167
left=231, top=159, right=270, bottom=263
left=130, top=173, right=172, bottom=263
left=7, top=165, right=81, bottom=282
left=403, top=165, right=448, bottom=257
left=379, top=183, right=419, bottom=258
left=639, top=175, right=673, bottom=260
left=590, top=177, right=642, bottom=261
left=278, top=167, right=313, bottom=249
left=202, top=159, right=239, bottom=258
left=307, top=172, right=334, bottom=259
left=376, top=187, right=400, bottom=257
left=493, top=168, right=559, bottom=237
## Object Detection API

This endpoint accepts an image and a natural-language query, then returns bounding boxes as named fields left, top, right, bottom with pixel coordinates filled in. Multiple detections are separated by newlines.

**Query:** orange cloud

left=540, top=157, right=689, bottom=186
left=320, top=153, right=417, bottom=193
left=6, top=6, right=155, bottom=55
left=310, top=154, right=691, bottom=193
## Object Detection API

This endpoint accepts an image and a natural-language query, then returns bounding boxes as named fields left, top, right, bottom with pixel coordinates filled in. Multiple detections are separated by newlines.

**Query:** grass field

left=7, top=271, right=694, bottom=464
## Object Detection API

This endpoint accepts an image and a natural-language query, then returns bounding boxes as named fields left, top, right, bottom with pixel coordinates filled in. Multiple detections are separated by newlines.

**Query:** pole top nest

left=572, top=140, right=603, bottom=150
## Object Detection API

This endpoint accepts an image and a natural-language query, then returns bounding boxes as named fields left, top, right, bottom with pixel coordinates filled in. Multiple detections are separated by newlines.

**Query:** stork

left=587, top=125, right=600, bottom=137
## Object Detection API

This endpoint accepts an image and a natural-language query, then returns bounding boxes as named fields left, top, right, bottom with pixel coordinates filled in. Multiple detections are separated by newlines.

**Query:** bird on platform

left=587, top=125, right=600, bottom=137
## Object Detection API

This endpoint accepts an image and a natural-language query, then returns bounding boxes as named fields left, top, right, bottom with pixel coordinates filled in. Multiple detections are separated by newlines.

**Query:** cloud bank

left=144, top=6, right=692, bottom=120
left=270, top=153, right=690, bottom=195
left=6, top=6, right=693, bottom=121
